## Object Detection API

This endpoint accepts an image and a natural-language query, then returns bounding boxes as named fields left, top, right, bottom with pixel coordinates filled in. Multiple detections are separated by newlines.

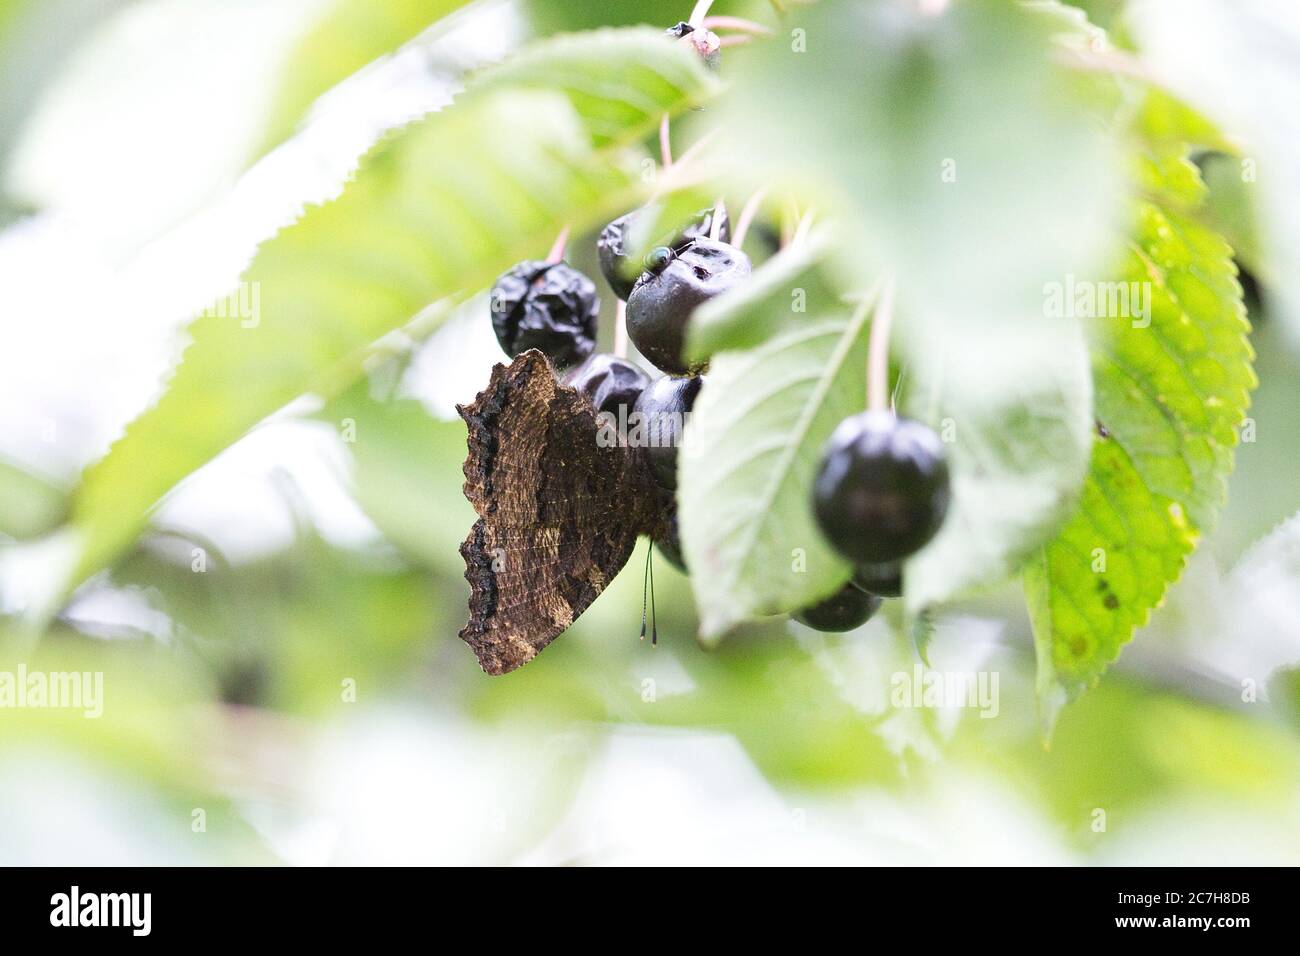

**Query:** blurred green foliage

left=0, top=458, right=66, bottom=540
left=1, top=0, right=1299, bottom=864
left=0, top=0, right=125, bottom=214
left=59, top=30, right=712, bottom=611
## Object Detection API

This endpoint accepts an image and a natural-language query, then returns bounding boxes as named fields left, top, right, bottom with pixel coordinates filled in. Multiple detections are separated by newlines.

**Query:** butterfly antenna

left=639, top=542, right=652, bottom=641
left=649, top=543, right=659, bottom=647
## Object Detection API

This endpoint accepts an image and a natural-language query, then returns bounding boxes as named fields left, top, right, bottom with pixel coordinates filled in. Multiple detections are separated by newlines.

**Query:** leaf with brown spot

left=1025, top=146, right=1255, bottom=736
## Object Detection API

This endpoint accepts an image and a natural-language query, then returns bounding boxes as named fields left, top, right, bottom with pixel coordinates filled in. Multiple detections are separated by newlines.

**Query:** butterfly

left=457, top=349, right=669, bottom=675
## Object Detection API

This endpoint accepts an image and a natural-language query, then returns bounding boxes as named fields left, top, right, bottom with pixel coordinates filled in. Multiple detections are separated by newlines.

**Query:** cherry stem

left=779, top=200, right=799, bottom=248
left=614, top=299, right=629, bottom=358
left=688, top=0, right=716, bottom=30
left=1054, top=47, right=1157, bottom=83
left=659, top=115, right=673, bottom=169
left=703, top=15, right=773, bottom=35
left=648, top=129, right=717, bottom=202
left=546, top=225, right=570, bottom=264
left=731, top=186, right=768, bottom=250
left=669, top=127, right=715, bottom=172
left=791, top=210, right=814, bottom=247
left=867, top=277, right=896, bottom=413
left=709, top=198, right=726, bottom=241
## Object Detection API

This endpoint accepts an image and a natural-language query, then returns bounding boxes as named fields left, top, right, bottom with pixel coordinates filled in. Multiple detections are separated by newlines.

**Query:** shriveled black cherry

left=813, top=411, right=951, bottom=565
left=489, top=260, right=598, bottom=370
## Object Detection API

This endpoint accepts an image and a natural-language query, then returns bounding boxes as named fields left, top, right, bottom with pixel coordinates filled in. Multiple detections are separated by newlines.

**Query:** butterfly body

left=457, top=350, right=665, bottom=675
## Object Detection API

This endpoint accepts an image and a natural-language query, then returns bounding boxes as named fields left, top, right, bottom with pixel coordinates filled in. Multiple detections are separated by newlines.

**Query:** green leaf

left=687, top=235, right=842, bottom=359
left=1199, top=152, right=1266, bottom=283
left=1130, top=87, right=1235, bottom=157
left=254, top=0, right=471, bottom=158
left=0, top=458, right=67, bottom=540
left=679, top=248, right=870, bottom=640
left=716, top=0, right=1121, bottom=347
left=692, top=0, right=1119, bottom=617
left=1026, top=154, right=1255, bottom=733
left=693, top=233, right=1095, bottom=616
left=471, top=28, right=720, bottom=145
left=619, top=185, right=725, bottom=279
left=911, top=609, right=936, bottom=667
left=1022, top=0, right=1110, bottom=45
left=1127, top=89, right=1238, bottom=220
left=522, top=0, right=662, bottom=35
left=900, top=319, right=1094, bottom=611
left=57, top=29, right=714, bottom=607
left=1123, top=87, right=1263, bottom=282
left=1130, top=0, right=1300, bottom=352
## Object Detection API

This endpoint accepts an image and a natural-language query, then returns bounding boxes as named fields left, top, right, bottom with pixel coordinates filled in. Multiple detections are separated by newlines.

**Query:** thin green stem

left=709, top=198, right=726, bottom=240
left=547, top=224, right=570, bottom=263
left=614, top=299, right=629, bottom=358
left=867, top=276, right=896, bottom=413
left=731, top=186, right=769, bottom=249
left=703, top=16, right=773, bottom=35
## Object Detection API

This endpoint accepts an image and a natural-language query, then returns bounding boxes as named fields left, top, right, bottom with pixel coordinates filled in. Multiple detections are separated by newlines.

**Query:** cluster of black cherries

left=487, top=203, right=734, bottom=574
left=485, top=26, right=951, bottom=635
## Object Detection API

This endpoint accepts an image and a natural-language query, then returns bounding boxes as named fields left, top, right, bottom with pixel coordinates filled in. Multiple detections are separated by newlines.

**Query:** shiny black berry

left=813, top=412, right=951, bottom=565
left=633, top=373, right=703, bottom=492
left=853, top=562, right=903, bottom=599
left=794, top=581, right=883, bottom=632
left=563, top=353, right=650, bottom=422
left=489, top=260, right=598, bottom=370
left=597, top=207, right=730, bottom=301
left=655, top=507, right=686, bottom=573
left=627, top=238, right=750, bottom=374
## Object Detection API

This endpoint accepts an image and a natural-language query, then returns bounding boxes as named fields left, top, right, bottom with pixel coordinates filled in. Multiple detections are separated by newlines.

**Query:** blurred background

left=1, top=0, right=1298, bottom=865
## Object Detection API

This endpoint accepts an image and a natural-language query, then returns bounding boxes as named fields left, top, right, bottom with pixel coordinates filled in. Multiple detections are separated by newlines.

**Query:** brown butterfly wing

left=457, top=350, right=663, bottom=675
